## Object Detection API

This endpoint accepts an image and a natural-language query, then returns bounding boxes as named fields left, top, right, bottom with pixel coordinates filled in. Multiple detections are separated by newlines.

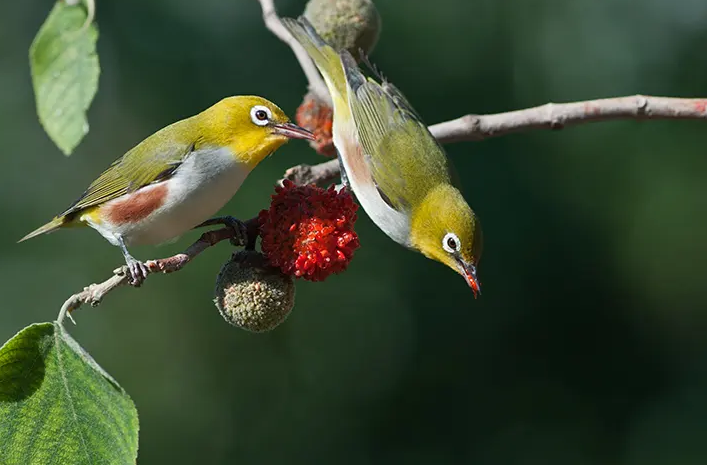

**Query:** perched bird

left=282, top=18, right=483, bottom=295
left=19, top=96, right=314, bottom=285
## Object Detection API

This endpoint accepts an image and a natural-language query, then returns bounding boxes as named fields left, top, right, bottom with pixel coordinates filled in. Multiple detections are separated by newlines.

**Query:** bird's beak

left=272, top=122, right=315, bottom=141
left=457, top=259, right=481, bottom=298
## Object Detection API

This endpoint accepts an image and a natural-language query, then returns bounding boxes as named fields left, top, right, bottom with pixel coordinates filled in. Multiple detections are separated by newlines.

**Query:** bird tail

left=281, top=17, right=348, bottom=100
left=18, top=216, right=66, bottom=243
left=340, top=51, right=367, bottom=92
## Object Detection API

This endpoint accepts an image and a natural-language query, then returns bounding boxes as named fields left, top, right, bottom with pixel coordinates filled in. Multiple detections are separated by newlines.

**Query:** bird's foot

left=125, top=257, right=149, bottom=287
left=115, top=235, right=148, bottom=286
left=337, top=155, right=350, bottom=189
left=223, top=217, right=249, bottom=247
left=195, top=216, right=249, bottom=247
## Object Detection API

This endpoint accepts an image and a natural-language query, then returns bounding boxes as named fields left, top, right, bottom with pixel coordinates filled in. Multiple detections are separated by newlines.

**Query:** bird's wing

left=343, top=52, right=451, bottom=211
left=359, top=53, right=425, bottom=122
left=61, top=138, right=192, bottom=217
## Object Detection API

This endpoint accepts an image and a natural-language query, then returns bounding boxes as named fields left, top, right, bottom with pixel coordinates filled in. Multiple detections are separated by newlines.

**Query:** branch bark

left=280, top=158, right=341, bottom=187
left=57, top=226, right=243, bottom=325
left=283, top=96, right=707, bottom=186
left=428, top=95, right=707, bottom=143
left=257, top=0, right=330, bottom=104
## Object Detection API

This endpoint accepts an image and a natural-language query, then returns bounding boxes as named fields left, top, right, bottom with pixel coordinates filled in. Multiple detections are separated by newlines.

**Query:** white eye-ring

left=250, top=105, right=272, bottom=126
left=442, top=232, right=460, bottom=254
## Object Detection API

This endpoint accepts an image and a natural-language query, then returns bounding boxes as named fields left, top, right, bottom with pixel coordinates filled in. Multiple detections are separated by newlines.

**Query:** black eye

left=447, top=236, right=457, bottom=250
left=255, top=110, right=268, bottom=121
left=442, top=232, right=460, bottom=253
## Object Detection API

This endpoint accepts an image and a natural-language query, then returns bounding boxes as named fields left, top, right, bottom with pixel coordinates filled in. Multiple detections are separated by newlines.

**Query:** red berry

left=295, top=93, right=336, bottom=157
left=259, top=180, right=360, bottom=282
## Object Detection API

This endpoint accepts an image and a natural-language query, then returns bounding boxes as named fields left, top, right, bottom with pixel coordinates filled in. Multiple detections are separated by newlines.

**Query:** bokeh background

left=3, top=0, right=707, bottom=463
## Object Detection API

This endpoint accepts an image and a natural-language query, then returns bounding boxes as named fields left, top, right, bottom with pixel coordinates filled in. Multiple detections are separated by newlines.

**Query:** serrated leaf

left=30, top=1, right=100, bottom=155
left=0, top=323, right=139, bottom=465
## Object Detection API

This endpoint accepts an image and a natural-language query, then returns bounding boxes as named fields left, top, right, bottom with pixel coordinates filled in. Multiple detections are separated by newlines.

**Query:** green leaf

left=0, top=323, right=138, bottom=465
left=30, top=1, right=100, bottom=155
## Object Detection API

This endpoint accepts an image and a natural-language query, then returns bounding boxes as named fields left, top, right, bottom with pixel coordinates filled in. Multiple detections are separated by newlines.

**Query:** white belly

left=95, top=146, right=249, bottom=246
left=334, top=120, right=411, bottom=247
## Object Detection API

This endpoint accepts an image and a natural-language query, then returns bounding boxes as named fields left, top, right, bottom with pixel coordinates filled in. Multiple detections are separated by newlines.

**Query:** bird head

left=198, top=96, right=314, bottom=167
left=409, top=184, right=483, bottom=296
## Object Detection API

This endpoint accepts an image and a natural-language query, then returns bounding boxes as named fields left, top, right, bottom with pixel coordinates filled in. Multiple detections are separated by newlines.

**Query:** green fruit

left=304, top=0, right=381, bottom=58
left=214, top=251, right=295, bottom=332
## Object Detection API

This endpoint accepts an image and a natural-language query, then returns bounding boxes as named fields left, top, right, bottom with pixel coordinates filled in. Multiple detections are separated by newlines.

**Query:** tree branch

left=282, top=95, right=707, bottom=186
left=280, top=158, right=341, bottom=187
left=428, top=95, right=707, bottom=143
left=257, top=0, right=330, bottom=104
left=57, top=226, right=245, bottom=325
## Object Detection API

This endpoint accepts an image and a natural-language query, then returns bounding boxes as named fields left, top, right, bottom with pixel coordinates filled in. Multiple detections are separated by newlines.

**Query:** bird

left=19, top=96, right=314, bottom=286
left=282, top=17, right=483, bottom=295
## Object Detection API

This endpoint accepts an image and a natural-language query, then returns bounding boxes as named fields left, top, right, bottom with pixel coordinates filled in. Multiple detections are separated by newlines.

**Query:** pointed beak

left=272, top=122, right=315, bottom=141
left=458, top=259, right=481, bottom=298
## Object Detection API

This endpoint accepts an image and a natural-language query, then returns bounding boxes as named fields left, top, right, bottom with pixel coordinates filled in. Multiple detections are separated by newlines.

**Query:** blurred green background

left=3, top=0, right=707, bottom=463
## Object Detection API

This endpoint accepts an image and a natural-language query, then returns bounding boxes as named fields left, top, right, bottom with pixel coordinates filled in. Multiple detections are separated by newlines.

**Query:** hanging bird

left=282, top=17, right=483, bottom=295
left=19, top=96, right=313, bottom=286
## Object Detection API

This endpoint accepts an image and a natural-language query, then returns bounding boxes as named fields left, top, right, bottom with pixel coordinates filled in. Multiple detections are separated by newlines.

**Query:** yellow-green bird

left=283, top=17, right=483, bottom=295
left=19, top=96, right=313, bottom=285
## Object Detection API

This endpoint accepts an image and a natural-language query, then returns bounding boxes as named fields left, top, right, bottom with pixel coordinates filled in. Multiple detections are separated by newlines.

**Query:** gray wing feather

left=343, top=52, right=450, bottom=211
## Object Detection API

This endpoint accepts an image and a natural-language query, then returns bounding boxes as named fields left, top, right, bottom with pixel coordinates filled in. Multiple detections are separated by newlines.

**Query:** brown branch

left=280, top=158, right=341, bottom=187
left=429, top=95, right=707, bottom=143
left=257, top=0, right=330, bottom=104
left=282, top=95, right=707, bottom=186
left=57, top=226, right=243, bottom=325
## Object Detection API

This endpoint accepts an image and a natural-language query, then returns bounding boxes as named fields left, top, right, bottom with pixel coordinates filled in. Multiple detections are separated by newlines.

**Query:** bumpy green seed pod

left=214, top=251, right=295, bottom=332
left=303, top=0, right=381, bottom=58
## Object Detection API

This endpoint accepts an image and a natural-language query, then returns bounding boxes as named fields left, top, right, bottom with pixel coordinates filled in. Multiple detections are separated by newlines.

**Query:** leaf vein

left=53, top=326, right=91, bottom=463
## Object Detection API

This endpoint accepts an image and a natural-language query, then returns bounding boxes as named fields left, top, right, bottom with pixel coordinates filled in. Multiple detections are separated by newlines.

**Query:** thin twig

left=280, top=158, right=341, bottom=187
left=57, top=227, right=238, bottom=325
left=429, top=95, right=707, bottom=143
left=257, top=0, right=330, bottom=104
left=282, top=95, right=707, bottom=185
